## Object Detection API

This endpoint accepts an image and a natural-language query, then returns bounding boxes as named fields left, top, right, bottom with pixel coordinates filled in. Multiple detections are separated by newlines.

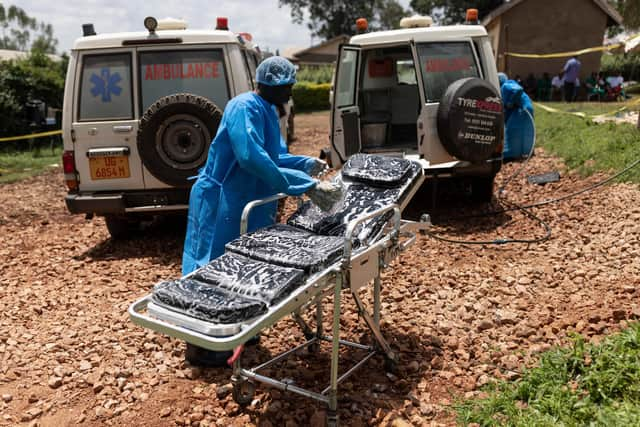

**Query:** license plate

left=89, top=156, right=130, bottom=180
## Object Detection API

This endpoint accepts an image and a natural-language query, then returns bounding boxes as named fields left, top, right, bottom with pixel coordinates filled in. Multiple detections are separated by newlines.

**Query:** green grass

left=0, top=146, right=62, bottom=183
left=537, top=100, right=638, bottom=117
left=534, top=103, right=640, bottom=183
left=456, top=323, right=640, bottom=426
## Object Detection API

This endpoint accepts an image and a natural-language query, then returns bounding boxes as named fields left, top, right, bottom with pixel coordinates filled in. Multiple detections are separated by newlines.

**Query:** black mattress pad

left=225, top=224, right=344, bottom=274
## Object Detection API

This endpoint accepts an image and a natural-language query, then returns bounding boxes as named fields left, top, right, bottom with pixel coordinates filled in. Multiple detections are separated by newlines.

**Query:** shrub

left=600, top=52, right=640, bottom=81
left=292, top=82, right=331, bottom=111
left=296, top=65, right=334, bottom=84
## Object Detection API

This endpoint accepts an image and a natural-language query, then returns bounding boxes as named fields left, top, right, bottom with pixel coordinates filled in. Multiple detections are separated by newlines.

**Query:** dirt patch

left=1, top=111, right=639, bottom=426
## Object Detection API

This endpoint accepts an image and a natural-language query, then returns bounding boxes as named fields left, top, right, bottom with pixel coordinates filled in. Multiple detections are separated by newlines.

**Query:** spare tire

left=138, top=93, right=222, bottom=186
left=437, top=77, right=503, bottom=164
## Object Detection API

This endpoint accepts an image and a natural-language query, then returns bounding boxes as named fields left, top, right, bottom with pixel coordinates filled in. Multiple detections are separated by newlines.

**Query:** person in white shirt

left=606, top=72, right=624, bottom=89
left=551, top=74, right=564, bottom=100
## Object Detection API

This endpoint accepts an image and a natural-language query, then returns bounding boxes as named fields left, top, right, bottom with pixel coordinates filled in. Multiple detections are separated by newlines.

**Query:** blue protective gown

left=182, top=92, right=317, bottom=275
left=501, top=80, right=535, bottom=160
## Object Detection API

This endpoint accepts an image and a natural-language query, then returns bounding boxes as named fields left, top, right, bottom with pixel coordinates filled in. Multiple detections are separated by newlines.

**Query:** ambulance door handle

left=113, top=125, right=133, bottom=133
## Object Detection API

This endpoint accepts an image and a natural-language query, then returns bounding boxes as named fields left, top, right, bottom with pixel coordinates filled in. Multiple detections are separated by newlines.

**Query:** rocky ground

left=1, top=112, right=639, bottom=426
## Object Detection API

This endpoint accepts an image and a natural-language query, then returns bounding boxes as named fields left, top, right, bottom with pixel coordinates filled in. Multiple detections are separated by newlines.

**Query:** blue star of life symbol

left=90, top=68, right=122, bottom=102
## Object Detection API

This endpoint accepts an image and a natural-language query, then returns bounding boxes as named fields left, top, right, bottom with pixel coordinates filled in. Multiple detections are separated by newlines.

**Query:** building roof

left=482, top=0, right=622, bottom=27
left=292, top=35, right=349, bottom=59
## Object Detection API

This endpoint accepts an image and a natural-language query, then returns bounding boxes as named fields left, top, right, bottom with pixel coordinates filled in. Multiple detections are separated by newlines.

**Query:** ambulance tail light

left=62, top=150, right=79, bottom=192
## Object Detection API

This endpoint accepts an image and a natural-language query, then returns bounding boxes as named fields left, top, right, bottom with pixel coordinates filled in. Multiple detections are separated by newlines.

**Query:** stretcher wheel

left=383, top=357, right=398, bottom=374
left=326, top=410, right=339, bottom=427
left=232, top=380, right=255, bottom=406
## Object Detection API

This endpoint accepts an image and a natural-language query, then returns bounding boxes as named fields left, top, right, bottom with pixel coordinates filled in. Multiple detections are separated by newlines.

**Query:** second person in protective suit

left=182, top=56, right=329, bottom=276
left=498, top=72, right=535, bottom=160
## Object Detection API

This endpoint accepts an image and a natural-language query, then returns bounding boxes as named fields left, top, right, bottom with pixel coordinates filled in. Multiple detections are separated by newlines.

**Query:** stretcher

left=129, top=153, right=429, bottom=425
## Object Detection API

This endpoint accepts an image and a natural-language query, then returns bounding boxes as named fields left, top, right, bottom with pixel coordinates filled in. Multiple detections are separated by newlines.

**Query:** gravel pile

left=0, top=114, right=638, bottom=426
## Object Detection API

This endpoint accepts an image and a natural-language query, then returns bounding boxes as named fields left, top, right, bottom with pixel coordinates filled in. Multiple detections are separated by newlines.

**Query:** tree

left=0, top=51, right=65, bottom=136
left=0, top=4, right=58, bottom=54
left=279, top=0, right=409, bottom=41
left=409, top=0, right=505, bottom=25
left=609, top=0, right=640, bottom=30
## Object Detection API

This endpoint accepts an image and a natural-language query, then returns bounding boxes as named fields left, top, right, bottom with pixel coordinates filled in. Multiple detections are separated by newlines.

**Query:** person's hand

left=308, top=158, right=328, bottom=177
left=306, top=181, right=343, bottom=211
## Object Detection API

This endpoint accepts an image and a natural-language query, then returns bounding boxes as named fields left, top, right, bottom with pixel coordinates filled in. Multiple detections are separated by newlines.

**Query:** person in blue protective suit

left=181, top=57, right=329, bottom=367
left=182, top=56, right=326, bottom=276
left=498, top=72, right=535, bottom=160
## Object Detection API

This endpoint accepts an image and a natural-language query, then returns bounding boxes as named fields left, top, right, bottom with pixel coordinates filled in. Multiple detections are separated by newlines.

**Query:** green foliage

left=0, top=51, right=66, bottom=137
left=296, top=65, right=334, bottom=84
left=533, top=103, right=640, bottom=183
left=292, top=82, right=331, bottom=111
left=0, top=4, right=58, bottom=53
left=456, top=323, right=640, bottom=426
left=601, top=52, right=640, bottom=81
left=410, top=0, right=505, bottom=24
left=609, top=0, right=640, bottom=32
left=279, top=0, right=409, bottom=40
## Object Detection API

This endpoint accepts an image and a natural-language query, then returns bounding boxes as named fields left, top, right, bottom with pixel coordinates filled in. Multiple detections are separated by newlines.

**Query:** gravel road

left=1, top=112, right=639, bottom=426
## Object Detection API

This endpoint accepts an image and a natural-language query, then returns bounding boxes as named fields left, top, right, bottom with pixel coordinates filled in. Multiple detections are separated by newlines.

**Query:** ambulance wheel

left=471, top=176, right=495, bottom=203
left=138, top=93, right=222, bottom=187
left=232, top=380, right=255, bottom=406
left=105, top=215, right=139, bottom=239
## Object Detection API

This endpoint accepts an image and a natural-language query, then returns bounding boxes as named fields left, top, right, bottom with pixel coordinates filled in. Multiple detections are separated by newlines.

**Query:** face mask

left=258, top=84, right=293, bottom=106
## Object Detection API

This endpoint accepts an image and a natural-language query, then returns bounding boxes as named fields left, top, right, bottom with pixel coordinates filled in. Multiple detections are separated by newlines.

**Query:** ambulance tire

left=437, top=78, right=503, bottom=164
left=138, top=93, right=222, bottom=186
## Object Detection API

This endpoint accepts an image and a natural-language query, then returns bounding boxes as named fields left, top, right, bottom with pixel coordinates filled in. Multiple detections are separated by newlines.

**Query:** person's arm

left=227, top=104, right=316, bottom=196
left=276, top=134, right=317, bottom=172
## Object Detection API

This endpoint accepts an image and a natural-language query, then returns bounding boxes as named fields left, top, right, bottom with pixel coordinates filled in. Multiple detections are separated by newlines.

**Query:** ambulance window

left=416, top=42, right=479, bottom=102
left=139, top=49, right=229, bottom=112
left=79, top=53, right=133, bottom=121
left=396, top=59, right=417, bottom=85
left=335, top=49, right=358, bottom=107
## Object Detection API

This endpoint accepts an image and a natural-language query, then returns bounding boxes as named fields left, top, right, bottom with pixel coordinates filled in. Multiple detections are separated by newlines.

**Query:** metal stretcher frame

left=129, top=175, right=428, bottom=426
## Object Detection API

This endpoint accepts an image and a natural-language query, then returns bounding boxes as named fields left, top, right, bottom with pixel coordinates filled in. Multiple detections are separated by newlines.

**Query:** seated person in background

left=536, top=72, right=552, bottom=101
left=605, top=71, right=626, bottom=100
left=585, top=71, right=604, bottom=101
left=597, top=72, right=607, bottom=88
left=606, top=72, right=623, bottom=89
left=551, top=73, right=564, bottom=101
left=524, top=73, right=537, bottom=99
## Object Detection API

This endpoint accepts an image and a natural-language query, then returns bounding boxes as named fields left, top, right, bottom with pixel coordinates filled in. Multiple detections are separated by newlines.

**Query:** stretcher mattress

left=192, top=253, right=305, bottom=305
left=153, top=279, right=267, bottom=324
left=341, top=153, right=412, bottom=187
left=287, top=157, right=421, bottom=242
left=225, top=224, right=344, bottom=273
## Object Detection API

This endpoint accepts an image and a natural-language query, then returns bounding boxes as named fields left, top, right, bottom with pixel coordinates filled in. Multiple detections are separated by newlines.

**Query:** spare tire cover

left=437, top=77, right=503, bottom=164
left=137, top=93, right=222, bottom=186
